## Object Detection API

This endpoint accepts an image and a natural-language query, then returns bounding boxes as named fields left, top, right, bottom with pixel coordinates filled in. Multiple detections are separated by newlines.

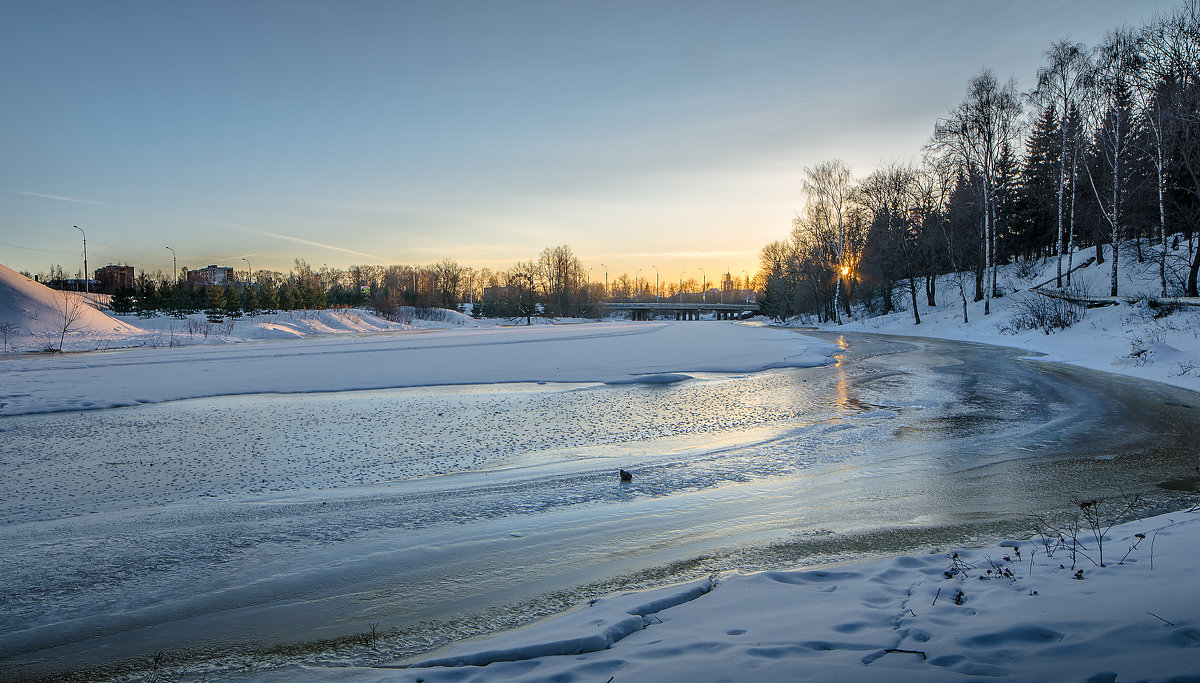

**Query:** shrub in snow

left=372, top=302, right=469, bottom=325
left=1000, top=292, right=1086, bottom=335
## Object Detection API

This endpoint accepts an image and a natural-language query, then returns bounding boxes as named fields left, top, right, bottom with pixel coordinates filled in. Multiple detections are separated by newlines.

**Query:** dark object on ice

left=619, top=469, right=633, bottom=482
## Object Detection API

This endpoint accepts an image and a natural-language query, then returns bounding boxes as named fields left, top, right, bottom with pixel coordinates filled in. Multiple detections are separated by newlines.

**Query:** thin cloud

left=12, top=190, right=107, bottom=205
left=183, top=216, right=401, bottom=264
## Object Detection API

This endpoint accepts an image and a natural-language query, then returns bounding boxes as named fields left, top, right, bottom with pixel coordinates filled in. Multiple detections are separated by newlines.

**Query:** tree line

left=758, top=2, right=1200, bottom=324
left=83, top=247, right=609, bottom=321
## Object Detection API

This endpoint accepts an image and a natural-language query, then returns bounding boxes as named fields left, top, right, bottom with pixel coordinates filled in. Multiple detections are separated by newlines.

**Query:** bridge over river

left=600, top=300, right=760, bottom=320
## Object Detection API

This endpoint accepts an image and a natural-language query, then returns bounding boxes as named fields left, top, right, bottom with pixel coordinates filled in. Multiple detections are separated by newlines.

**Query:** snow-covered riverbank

left=294, top=507, right=1200, bottom=683
left=804, top=243, right=1200, bottom=397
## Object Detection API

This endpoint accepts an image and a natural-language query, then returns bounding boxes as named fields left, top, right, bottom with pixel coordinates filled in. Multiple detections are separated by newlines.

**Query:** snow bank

left=0, top=263, right=142, bottom=349
left=401, top=579, right=714, bottom=669
left=802, top=241, right=1200, bottom=395
left=285, top=509, right=1200, bottom=682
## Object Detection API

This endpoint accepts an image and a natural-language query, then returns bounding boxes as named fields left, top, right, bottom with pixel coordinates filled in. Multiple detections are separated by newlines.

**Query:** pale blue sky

left=0, top=0, right=1170, bottom=281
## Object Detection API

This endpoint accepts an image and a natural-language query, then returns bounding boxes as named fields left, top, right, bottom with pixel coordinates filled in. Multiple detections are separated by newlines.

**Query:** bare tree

left=537, top=245, right=586, bottom=317
left=930, top=70, right=1024, bottom=315
left=803, top=160, right=855, bottom=323
left=0, top=321, right=18, bottom=353
left=28, top=291, right=88, bottom=352
left=858, top=163, right=925, bottom=324
left=1034, top=40, right=1091, bottom=288
left=1139, top=2, right=1200, bottom=296
left=1082, top=28, right=1144, bottom=297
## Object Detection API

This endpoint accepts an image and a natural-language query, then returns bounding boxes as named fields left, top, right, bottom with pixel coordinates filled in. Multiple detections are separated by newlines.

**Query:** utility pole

left=74, top=225, right=88, bottom=294
left=166, top=246, right=177, bottom=282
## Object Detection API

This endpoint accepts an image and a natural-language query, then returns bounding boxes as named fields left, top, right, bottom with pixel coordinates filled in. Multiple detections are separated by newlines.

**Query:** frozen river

left=2, top=331, right=1199, bottom=679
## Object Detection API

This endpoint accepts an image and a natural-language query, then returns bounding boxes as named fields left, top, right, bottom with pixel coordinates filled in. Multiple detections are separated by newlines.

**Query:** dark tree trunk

left=908, top=277, right=921, bottom=325
left=1189, top=248, right=1200, bottom=298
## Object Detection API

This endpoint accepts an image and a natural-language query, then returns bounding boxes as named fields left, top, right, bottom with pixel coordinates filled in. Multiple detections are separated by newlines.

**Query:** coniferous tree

left=258, top=283, right=278, bottom=313
left=277, top=282, right=296, bottom=311
left=242, top=286, right=259, bottom=316
left=110, top=286, right=135, bottom=315
left=223, top=284, right=242, bottom=318
left=205, top=286, right=226, bottom=322
left=1016, top=104, right=1062, bottom=260
left=135, top=278, right=158, bottom=318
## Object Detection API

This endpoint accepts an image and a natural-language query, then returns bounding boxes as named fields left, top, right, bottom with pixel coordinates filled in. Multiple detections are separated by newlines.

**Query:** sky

left=0, top=0, right=1175, bottom=285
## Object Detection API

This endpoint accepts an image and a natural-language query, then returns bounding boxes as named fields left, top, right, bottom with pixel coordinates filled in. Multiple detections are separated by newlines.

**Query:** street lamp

left=742, top=270, right=750, bottom=303
left=652, top=265, right=659, bottom=303
left=165, top=246, right=177, bottom=282
left=679, top=271, right=685, bottom=304
left=699, top=267, right=706, bottom=304
left=242, top=258, right=252, bottom=286
left=635, top=269, right=642, bottom=302
left=600, top=263, right=608, bottom=299
left=73, top=225, right=88, bottom=295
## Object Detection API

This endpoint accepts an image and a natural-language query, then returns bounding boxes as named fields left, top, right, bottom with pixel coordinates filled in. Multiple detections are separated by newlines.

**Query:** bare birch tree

left=802, top=160, right=854, bottom=323
left=930, top=69, right=1023, bottom=315
left=1034, top=40, right=1091, bottom=288
left=1083, top=28, right=1144, bottom=297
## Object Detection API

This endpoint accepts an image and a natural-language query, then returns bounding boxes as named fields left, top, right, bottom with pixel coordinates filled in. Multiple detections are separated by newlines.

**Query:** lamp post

left=586, top=268, right=592, bottom=305
left=635, top=269, right=642, bottom=302
left=73, top=225, right=88, bottom=294
left=699, top=267, right=706, bottom=304
left=679, top=271, right=685, bottom=304
left=652, top=265, right=659, bottom=303
left=742, top=270, right=750, bottom=303
left=600, top=263, right=608, bottom=300
left=242, top=257, right=252, bottom=286
left=165, top=246, right=177, bottom=282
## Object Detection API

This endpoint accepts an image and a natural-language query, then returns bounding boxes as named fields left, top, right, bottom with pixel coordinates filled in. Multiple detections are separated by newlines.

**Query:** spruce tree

left=205, top=286, right=226, bottom=322
left=223, top=284, right=242, bottom=318
left=259, top=283, right=278, bottom=313
left=242, top=287, right=260, bottom=316
left=1017, top=104, right=1062, bottom=260
left=110, top=286, right=135, bottom=314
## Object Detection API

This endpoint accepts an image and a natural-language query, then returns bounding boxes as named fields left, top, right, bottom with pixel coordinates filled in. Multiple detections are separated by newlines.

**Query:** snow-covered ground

left=0, top=263, right=480, bottom=355
left=807, top=241, right=1200, bottom=396
left=0, top=318, right=833, bottom=416
left=292, top=507, right=1200, bottom=683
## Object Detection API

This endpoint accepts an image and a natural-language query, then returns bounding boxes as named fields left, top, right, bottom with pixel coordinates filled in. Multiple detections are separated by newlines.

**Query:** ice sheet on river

left=0, top=322, right=835, bottom=416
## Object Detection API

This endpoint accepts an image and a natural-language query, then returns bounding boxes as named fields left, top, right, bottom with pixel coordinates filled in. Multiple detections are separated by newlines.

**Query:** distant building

left=187, top=265, right=235, bottom=286
left=46, top=278, right=101, bottom=292
left=94, top=265, right=135, bottom=294
left=483, top=285, right=510, bottom=301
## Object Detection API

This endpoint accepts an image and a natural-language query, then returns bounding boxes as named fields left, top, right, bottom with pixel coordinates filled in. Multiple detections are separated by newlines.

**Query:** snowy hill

left=0, top=263, right=143, bottom=350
